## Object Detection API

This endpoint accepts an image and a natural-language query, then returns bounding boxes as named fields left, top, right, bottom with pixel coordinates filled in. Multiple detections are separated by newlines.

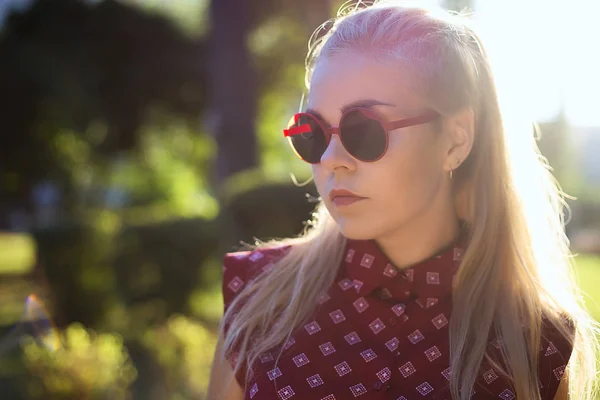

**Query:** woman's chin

left=335, top=218, right=378, bottom=241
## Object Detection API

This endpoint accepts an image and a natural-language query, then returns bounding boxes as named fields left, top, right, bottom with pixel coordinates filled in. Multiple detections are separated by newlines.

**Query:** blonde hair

left=217, top=1, right=599, bottom=399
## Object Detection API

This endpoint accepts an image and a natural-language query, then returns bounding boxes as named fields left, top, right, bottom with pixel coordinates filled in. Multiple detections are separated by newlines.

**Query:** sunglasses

left=283, top=107, right=440, bottom=164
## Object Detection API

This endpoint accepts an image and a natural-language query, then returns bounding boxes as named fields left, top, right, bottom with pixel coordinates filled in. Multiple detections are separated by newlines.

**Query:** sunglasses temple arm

left=298, top=91, right=306, bottom=113
left=385, top=113, right=439, bottom=130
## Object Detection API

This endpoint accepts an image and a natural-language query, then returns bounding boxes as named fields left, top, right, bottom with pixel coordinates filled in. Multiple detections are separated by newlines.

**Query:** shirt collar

left=342, top=235, right=465, bottom=303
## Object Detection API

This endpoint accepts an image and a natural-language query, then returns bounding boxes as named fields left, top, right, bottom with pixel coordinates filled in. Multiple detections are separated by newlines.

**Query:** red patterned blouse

left=221, top=238, right=573, bottom=399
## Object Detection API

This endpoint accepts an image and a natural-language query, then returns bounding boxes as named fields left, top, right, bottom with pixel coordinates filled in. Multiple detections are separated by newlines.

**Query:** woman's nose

left=319, top=134, right=355, bottom=171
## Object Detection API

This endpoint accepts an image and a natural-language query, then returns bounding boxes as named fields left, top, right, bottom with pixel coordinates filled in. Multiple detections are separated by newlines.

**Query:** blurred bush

left=20, top=323, right=136, bottom=400
left=141, top=315, right=218, bottom=399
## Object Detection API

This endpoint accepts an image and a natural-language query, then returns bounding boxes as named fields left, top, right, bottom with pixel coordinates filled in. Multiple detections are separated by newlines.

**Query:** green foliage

left=250, top=15, right=314, bottom=184
left=124, top=0, right=210, bottom=37
left=189, top=255, right=225, bottom=324
left=142, top=314, right=218, bottom=397
left=134, top=117, right=219, bottom=219
left=21, top=323, right=136, bottom=400
left=0, top=234, right=36, bottom=275
left=52, top=129, right=93, bottom=174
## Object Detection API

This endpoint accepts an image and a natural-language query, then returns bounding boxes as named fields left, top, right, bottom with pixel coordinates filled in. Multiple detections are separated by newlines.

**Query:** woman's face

left=308, top=51, right=451, bottom=240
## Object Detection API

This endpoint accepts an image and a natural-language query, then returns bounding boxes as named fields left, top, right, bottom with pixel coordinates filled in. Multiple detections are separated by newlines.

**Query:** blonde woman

left=207, top=1, right=598, bottom=399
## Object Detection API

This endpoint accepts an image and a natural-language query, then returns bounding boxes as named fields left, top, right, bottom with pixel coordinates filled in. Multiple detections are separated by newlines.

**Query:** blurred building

left=576, top=126, right=600, bottom=186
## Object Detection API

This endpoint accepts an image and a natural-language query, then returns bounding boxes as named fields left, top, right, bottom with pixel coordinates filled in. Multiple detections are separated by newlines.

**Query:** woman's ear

left=443, top=106, right=474, bottom=171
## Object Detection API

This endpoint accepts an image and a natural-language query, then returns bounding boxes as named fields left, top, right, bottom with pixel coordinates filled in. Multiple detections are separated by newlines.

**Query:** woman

left=207, top=1, right=598, bottom=399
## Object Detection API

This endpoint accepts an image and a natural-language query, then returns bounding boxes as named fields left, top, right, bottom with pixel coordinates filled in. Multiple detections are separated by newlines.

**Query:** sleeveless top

left=221, top=238, right=573, bottom=399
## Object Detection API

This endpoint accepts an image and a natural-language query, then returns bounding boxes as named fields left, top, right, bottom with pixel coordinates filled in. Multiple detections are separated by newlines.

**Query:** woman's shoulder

left=223, top=244, right=293, bottom=278
left=222, top=244, right=293, bottom=310
left=537, top=312, right=575, bottom=399
left=539, top=312, right=575, bottom=363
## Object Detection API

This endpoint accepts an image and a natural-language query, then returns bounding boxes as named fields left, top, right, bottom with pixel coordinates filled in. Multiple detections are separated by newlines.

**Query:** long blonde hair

left=218, top=2, right=598, bottom=398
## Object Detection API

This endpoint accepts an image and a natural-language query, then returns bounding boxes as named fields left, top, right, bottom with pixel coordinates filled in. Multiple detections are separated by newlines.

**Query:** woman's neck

left=375, top=211, right=461, bottom=270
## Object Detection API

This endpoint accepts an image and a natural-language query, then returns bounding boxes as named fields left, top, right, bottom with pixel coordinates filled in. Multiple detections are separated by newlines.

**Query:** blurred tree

left=206, top=0, right=258, bottom=184
left=0, top=0, right=206, bottom=229
left=206, top=0, right=334, bottom=185
left=445, top=0, right=472, bottom=12
left=537, top=107, right=581, bottom=196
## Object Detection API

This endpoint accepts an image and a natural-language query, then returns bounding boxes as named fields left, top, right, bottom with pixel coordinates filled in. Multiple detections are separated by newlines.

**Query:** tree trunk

left=207, top=0, right=259, bottom=185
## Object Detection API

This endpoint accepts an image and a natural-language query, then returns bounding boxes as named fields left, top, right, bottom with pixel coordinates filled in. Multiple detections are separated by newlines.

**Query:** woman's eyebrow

left=305, top=99, right=396, bottom=123
left=340, top=99, right=396, bottom=114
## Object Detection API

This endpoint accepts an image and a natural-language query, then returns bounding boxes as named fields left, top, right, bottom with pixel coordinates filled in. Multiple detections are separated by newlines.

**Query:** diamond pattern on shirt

left=319, top=341, right=336, bottom=356
left=220, top=238, right=574, bottom=400
left=329, top=309, right=346, bottom=324
left=391, top=303, right=406, bottom=316
left=283, top=337, right=295, bottom=350
left=545, top=341, right=558, bottom=356
left=344, top=331, right=361, bottom=345
left=248, top=251, right=264, bottom=262
left=426, top=297, right=438, bottom=308
left=360, top=348, right=377, bottom=362
left=441, top=366, right=452, bottom=381
left=267, top=367, right=282, bottom=381
left=249, top=382, right=258, bottom=398
left=425, top=345, right=442, bottom=362
left=376, top=367, right=392, bottom=382
left=277, top=385, right=295, bottom=400
left=399, top=361, right=416, bottom=378
left=304, top=321, right=321, bottom=335
left=483, top=368, right=498, bottom=384
left=416, top=382, right=434, bottom=395
left=349, top=383, right=367, bottom=397
left=292, top=353, right=310, bottom=367
left=338, top=278, right=354, bottom=291
left=346, top=249, right=355, bottom=263
left=368, top=318, right=386, bottom=334
left=334, top=361, right=352, bottom=376
left=353, top=297, right=369, bottom=313
left=499, top=389, right=516, bottom=400
left=227, top=276, right=244, bottom=292
left=432, top=313, right=448, bottom=329
left=408, top=329, right=425, bottom=344
left=383, top=263, right=398, bottom=277
left=553, top=365, right=566, bottom=380
left=352, top=280, right=364, bottom=292
left=426, top=272, right=440, bottom=284
left=259, top=352, right=274, bottom=363
left=360, top=253, right=374, bottom=268
left=385, top=337, right=399, bottom=352
left=307, top=374, right=324, bottom=388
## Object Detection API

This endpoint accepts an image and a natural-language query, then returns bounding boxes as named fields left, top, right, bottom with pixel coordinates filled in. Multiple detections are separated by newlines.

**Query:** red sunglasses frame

left=283, top=107, right=440, bottom=163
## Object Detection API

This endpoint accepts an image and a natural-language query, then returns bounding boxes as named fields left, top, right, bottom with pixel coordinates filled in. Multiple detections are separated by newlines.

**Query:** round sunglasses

left=283, top=107, right=440, bottom=164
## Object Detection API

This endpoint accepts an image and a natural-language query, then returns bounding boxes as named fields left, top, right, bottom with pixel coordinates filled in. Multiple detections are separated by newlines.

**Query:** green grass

left=574, top=254, right=600, bottom=321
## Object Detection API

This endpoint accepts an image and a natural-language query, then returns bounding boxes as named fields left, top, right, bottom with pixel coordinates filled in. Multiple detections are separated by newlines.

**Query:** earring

left=450, top=158, right=460, bottom=180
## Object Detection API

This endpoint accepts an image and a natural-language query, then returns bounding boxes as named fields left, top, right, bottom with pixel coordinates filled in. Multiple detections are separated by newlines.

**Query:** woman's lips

left=332, top=196, right=366, bottom=207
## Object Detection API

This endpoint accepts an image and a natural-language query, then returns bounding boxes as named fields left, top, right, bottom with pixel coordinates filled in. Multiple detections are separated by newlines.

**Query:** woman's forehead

left=307, top=51, right=427, bottom=115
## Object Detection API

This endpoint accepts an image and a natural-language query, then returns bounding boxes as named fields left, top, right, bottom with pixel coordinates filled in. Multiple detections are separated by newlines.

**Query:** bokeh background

left=0, top=0, right=598, bottom=399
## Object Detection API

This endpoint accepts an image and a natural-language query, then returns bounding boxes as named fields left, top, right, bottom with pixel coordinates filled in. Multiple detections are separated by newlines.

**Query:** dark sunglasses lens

left=286, top=114, right=327, bottom=163
left=340, top=110, right=387, bottom=161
